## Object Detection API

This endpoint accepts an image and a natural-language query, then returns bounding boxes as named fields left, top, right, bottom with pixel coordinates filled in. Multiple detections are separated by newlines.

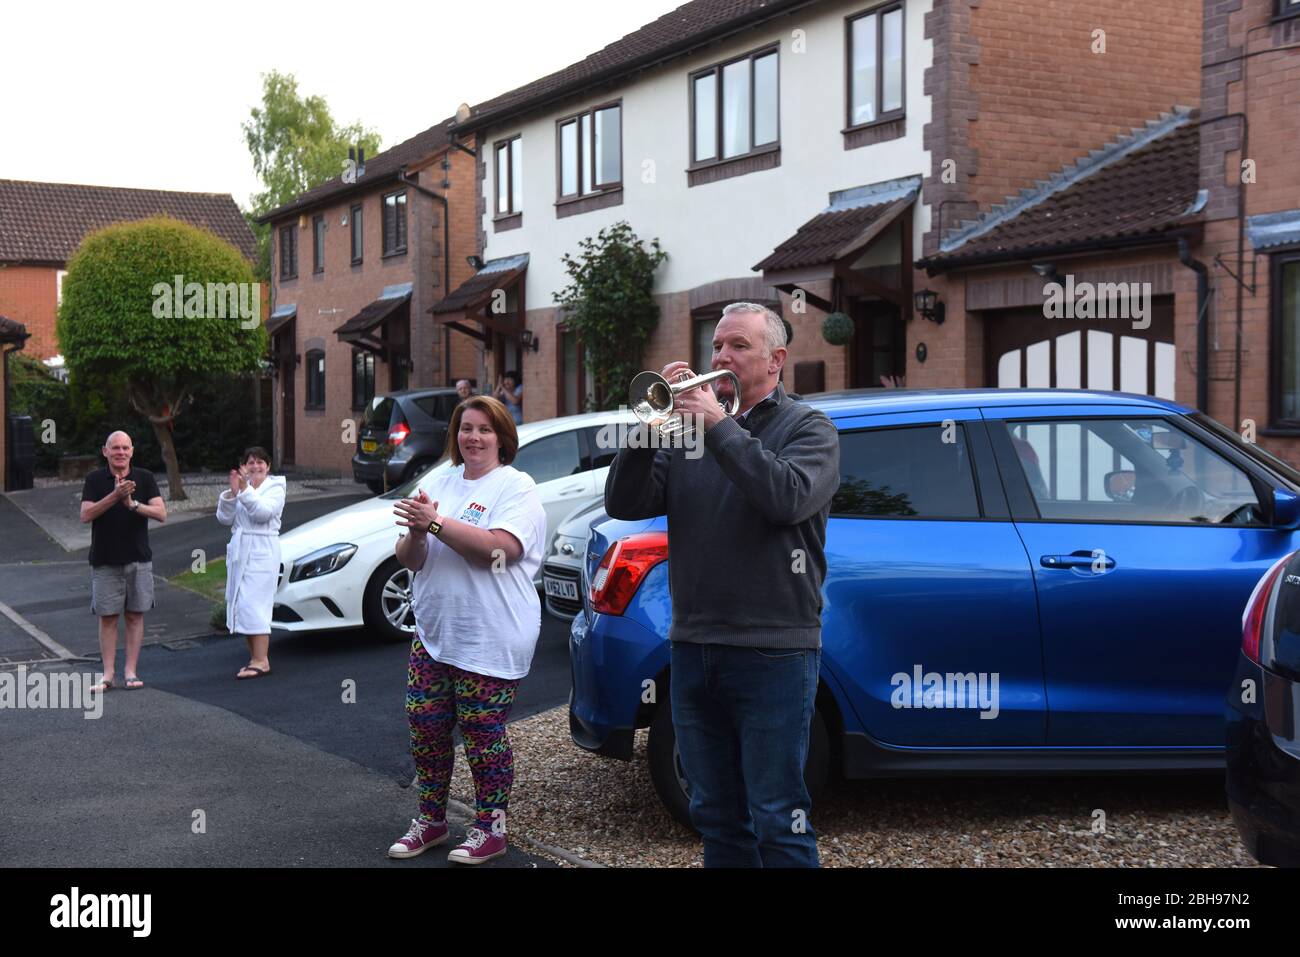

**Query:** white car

left=542, top=499, right=609, bottom=621
left=271, top=409, right=632, bottom=641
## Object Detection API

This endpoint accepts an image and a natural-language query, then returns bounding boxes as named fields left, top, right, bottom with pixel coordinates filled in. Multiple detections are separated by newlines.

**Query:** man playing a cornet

left=606, top=302, right=840, bottom=868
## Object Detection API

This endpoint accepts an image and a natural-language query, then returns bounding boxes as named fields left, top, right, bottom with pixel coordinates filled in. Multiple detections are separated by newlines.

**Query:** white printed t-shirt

left=409, top=464, right=547, bottom=680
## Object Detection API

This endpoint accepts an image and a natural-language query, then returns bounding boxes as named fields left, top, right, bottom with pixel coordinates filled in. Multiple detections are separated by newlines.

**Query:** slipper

left=124, top=676, right=144, bottom=690
left=90, top=678, right=115, bottom=693
left=236, top=666, right=271, bottom=680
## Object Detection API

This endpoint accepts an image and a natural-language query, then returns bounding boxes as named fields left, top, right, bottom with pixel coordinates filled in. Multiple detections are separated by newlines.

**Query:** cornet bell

left=629, top=367, right=741, bottom=438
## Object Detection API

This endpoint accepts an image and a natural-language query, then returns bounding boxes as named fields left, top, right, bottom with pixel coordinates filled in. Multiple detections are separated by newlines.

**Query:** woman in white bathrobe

left=215, top=446, right=286, bottom=679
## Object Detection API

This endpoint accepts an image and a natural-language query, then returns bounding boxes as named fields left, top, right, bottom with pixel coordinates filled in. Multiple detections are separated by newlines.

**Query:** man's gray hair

left=103, top=430, right=132, bottom=448
left=721, top=302, right=787, bottom=356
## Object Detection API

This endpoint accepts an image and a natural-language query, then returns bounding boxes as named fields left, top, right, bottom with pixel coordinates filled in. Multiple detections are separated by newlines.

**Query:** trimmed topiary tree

left=821, top=311, right=854, bottom=346
left=554, top=221, right=668, bottom=411
left=57, top=216, right=265, bottom=500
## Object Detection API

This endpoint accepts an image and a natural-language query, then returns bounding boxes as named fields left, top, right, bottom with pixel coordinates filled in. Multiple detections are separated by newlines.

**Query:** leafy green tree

left=554, top=221, right=668, bottom=411
left=56, top=216, right=266, bottom=499
left=243, top=71, right=382, bottom=279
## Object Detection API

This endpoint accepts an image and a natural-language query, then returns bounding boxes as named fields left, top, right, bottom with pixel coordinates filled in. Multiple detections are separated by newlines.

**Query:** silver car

left=542, top=499, right=608, bottom=620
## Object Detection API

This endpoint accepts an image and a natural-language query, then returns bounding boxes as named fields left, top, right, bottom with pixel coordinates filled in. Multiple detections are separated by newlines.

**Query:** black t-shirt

left=81, top=467, right=161, bottom=566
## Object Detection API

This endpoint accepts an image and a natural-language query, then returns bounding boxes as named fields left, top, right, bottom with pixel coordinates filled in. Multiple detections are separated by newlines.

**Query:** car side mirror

left=1104, top=470, right=1136, bottom=502
left=1275, top=489, right=1300, bottom=529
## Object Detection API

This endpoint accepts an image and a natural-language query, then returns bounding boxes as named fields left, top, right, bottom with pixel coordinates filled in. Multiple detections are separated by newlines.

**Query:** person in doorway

left=455, top=379, right=475, bottom=402
left=494, top=371, right=523, bottom=425
left=216, top=447, right=286, bottom=679
left=80, top=431, right=166, bottom=692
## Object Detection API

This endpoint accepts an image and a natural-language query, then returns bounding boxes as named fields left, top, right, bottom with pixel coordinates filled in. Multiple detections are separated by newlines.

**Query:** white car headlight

left=290, top=543, right=358, bottom=582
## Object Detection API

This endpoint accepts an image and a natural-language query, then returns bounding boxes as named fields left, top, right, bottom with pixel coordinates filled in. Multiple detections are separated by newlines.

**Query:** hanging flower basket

left=821, top=312, right=854, bottom=346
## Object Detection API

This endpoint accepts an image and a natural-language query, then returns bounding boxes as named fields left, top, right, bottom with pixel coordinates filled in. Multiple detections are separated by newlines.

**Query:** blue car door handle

left=1040, top=552, right=1116, bottom=570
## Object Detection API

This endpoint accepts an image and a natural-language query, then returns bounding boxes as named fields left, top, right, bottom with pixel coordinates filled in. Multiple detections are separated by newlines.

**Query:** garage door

left=984, top=297, right=1175, bottom=398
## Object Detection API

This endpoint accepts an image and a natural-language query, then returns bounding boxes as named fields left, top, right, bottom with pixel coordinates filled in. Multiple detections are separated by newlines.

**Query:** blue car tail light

left=590, top=532, right=669, bottom=616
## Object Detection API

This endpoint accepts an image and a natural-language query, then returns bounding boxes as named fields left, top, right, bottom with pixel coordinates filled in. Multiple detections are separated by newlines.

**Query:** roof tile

left=257, top=118, right=456, bottom=223
left=0, top=180, right=257, bottom=264
left=458, top=0, right=812, bottom=131
left=926, top=113, right=1201, bottom=267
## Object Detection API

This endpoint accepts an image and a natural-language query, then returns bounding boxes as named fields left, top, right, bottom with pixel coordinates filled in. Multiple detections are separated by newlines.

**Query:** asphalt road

left=0, top=490, right=575, bottom=868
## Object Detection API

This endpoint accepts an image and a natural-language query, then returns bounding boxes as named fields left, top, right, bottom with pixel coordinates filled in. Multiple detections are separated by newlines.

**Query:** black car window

left=1000, top=418, right=1262, bottom=525
left=438, top=395, right=461, bottom=420
left=362, top=396, right=397, bottom=430
left=833, top=424, right=981, bottom=519
left=413, top=394, right=458, bottom=422
left=513, top=430, right=583, bottom=485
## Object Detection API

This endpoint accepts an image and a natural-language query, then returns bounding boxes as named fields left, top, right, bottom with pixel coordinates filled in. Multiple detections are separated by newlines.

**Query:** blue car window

left=832, top=424, right=980, bottom=518
left=1002, top=418, right=1262, bottom=524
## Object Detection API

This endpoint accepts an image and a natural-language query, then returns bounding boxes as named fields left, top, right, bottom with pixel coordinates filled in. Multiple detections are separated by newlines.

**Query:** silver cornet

left=629, top=367, right=741, bottom=438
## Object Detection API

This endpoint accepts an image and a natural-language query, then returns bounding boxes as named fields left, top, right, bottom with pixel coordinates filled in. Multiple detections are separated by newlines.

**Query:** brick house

left=256, top=120, right=482, bottom=474
left=0, top=179, right=257, bottom=362
left=0, top=180, right=256, bottom=490
left=446, top=0, right=1202, bottom=422
left=1195, top=0, right=1300, bottom=464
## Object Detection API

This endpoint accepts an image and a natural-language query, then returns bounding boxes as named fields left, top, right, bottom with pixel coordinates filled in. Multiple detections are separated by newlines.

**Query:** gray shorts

left=91, top=562, right=155, bottom=616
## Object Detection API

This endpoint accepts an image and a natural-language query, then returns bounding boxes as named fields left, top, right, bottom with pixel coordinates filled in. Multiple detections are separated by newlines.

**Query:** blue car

left=568, top=388, right=1300, bottom=827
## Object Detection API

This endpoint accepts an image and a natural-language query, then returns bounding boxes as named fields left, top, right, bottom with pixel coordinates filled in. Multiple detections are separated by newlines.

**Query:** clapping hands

left=394, top=488, right=441, bottom=531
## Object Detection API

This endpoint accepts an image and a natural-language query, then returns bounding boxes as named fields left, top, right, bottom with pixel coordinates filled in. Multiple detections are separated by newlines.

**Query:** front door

left=849, top=298, right=904, bottom=388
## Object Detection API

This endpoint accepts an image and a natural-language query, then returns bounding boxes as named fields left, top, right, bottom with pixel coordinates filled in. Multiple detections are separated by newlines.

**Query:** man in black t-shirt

left=80, top=431, right=167, bottom=691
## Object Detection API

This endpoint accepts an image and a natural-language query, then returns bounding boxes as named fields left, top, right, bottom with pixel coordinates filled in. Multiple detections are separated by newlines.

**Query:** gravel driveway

left=449, top=706, right=1261, bottom=868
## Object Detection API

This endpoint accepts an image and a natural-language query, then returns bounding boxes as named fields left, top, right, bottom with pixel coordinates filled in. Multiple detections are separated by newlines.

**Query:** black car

left=352, top=388, right=460, bottom=494
left=1226, top=544, right=1300, bottom=867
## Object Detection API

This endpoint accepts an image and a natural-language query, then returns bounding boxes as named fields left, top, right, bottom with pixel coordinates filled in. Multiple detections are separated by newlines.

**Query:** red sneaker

left=447, top=826, right=507, bottom=865
left=387, top=818, right=448, bottom=859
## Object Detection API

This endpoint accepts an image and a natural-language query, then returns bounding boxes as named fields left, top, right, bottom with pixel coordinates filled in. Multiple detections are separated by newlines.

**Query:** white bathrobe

left=215, top=476, right=286, bottom=636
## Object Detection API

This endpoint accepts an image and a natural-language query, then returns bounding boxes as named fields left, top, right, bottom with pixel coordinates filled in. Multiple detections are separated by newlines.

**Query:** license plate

left=544, top=577, right=579, bottom=601
left=361, top=440, right=377, bottom=453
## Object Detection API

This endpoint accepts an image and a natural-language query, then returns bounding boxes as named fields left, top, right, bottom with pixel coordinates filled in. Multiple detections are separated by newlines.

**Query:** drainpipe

left=1202, top=28, right=1300, bottom=432
left=1178, top=236, right=1210, bottom=414
left=397, top=170, right=452, bottom=387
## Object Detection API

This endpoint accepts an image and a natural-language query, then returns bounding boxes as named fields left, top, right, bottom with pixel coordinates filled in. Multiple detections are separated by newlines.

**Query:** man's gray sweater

left=604, top=383, right=840, bottom=649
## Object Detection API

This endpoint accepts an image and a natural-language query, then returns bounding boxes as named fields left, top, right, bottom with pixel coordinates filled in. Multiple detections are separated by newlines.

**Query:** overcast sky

left=3, top=0, right=684, bottom=209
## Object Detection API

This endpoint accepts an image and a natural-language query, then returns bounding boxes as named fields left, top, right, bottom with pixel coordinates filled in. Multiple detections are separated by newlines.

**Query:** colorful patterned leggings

left=407, top=638, right=521, bottom=831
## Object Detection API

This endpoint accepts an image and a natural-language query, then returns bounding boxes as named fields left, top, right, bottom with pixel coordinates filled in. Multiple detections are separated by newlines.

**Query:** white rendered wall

left=480, top=0, right=934, bottom=307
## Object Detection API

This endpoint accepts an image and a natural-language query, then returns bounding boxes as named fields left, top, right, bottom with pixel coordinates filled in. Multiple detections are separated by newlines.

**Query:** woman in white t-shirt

left=386, top=395, right=547, bottom=866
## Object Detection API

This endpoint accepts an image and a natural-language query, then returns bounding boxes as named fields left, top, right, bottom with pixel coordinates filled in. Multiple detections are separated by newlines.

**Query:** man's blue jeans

left=670, top=641, right=820, bottom=868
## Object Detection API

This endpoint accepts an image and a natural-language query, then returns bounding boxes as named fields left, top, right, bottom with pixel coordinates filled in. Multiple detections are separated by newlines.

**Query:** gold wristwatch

left=426, top=519, right=443, bottom=537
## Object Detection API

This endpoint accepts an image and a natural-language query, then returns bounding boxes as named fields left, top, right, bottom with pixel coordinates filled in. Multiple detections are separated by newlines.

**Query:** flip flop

left=236, top=666, right=271, bottom=680
left=124, top=676, right=144, bottom=690
left=90, top=678, right=115, bottom=693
